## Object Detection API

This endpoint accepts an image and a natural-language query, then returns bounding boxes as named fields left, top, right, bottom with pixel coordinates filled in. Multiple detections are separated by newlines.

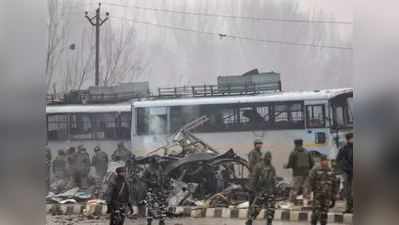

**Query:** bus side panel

left=132, top=129, right=332, bottom=179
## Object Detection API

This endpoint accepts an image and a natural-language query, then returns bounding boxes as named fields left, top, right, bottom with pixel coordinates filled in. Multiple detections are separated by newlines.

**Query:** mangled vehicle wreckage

left=126, top=148, right=250, bottom=208
left=47, top=115, right=289, bottom=208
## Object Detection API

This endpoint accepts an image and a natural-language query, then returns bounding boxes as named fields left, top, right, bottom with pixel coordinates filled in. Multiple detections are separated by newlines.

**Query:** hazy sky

left=53, top=0, right=353, bottom=92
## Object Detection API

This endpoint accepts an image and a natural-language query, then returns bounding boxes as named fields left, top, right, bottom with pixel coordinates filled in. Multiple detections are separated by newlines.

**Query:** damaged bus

left=132, top=88, right=353, bottom=178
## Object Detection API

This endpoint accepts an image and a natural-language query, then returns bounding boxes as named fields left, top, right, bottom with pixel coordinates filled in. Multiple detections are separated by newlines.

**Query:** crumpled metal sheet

left=164, top=149, right=246, bottom=176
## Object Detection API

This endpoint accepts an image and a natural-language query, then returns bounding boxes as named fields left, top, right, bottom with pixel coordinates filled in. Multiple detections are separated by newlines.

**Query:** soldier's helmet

left=94, top=146, right=100, bottom=152
left=254, top=139, right=263, bottom=145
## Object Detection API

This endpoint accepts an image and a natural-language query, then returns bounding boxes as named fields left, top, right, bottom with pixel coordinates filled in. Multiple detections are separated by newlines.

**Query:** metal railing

left=47, top=81, right=282, bottom=104
left=156, top=81, right=281, bottom=99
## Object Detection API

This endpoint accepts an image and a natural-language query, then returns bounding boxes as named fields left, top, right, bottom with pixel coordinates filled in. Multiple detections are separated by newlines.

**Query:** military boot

left=159, top=220, right=165, bottom=225
left=245, top=219, right=253, bottom=225
left=147, top=218, right=153, bottom=225
left=266, top=219, right=273, bottom=225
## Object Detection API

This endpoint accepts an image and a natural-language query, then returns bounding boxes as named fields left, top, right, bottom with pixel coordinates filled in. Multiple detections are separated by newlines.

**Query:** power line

left=103, top=2, right=352, bottom=25
left=109, top=15, right=352, bottom=50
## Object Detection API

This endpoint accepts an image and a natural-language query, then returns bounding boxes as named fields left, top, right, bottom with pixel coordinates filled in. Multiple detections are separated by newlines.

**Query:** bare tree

left=45, top=0, right=73, bottom=93
left=100, top=20, right=148, bottom=87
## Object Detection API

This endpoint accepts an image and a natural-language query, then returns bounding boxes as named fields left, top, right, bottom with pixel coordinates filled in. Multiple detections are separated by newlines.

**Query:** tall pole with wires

left=85, top=3, right=109, bottom=87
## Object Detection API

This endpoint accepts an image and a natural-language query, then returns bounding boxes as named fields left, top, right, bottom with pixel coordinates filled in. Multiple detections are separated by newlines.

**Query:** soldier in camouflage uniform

left=248, top=139, right=263, bottom=174
left=144, top=188, right=168, bottom=225
left=142, top=158, right=169, bottom=225
left=248, top=139, right=264, bottom=207
left=246, top=151, right=276, bottom=225
left=306, top=155, right=338, bottom=225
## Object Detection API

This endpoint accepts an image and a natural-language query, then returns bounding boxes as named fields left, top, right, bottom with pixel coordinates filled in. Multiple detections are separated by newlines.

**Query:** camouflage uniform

left=307, top=164, right=338, bottom=225
left=248, top=141, right=263, bottom=207
left=144, top=189, right=168, bottom=225
left=248, top=148, right=262, bottom=174
left=246, top=152, right=276, bottom=225
left=142, top=163, right=169, bottom=225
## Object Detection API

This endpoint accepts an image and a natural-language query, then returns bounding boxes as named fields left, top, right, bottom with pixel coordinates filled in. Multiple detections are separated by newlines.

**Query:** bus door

left=304, top=101, right=329, bottom=155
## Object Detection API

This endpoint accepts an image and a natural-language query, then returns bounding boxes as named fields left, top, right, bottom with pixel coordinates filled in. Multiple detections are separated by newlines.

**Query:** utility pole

left=85, top=3, right=109, bottom=87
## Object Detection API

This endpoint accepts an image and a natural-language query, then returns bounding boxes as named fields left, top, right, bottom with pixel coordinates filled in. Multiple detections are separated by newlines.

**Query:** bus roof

left=46, top=104, right=131, bottom=114
left=134, top=88, right=353, bottom=108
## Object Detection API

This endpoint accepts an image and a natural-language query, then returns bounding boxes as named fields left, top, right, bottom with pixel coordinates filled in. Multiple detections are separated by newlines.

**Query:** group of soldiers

left=46, top=142, right=133, bottom=194
left=45, top=134, right=353, bottom=225
left=246, top=133, right=353, bottom=225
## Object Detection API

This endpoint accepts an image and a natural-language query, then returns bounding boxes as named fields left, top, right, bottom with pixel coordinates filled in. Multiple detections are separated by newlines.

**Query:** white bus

left=132, top=88, right=353, bottom=178
left=46, top=103, right=132, bottom=157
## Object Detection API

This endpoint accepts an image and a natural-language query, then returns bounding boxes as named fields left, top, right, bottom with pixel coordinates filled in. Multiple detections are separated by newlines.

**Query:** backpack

left=295, top=149, right=311, bottom=169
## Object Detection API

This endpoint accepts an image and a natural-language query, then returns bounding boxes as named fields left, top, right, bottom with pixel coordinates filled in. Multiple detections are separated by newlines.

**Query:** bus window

left=273, top=102, right=304, bottom=129
left=136, top=107, right=168, bottom=135
left=148, top=107, right=168, bottom=134
left=274, top=104, right=289, bottom=122
left=334, top=106, right=345, bottom=127
left=136, top=108, right=149, bottom=135
left=290, top=103, right=304, bottom=123
left=91, top=113, right=131, bottom=140
left=306, top=105, right=326, bottom=128
left=118, top=112, right=131, bottom=139
left=47, top=114, right=68, bottom=140
left=170, top=106, right=200, bottom=133
left=70, top=114, right=94, bottom=140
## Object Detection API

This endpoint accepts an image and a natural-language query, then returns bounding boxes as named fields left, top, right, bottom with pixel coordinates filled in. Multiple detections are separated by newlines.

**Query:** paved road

left=47, top=216, right=346, bottom=225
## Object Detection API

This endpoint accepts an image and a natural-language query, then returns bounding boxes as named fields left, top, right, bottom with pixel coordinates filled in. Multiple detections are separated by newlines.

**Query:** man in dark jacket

left=106, top=166, right=133, bottom=225
left=336, top=133, right=353, bottom=213
left=285, top=139, right=314, bottom=205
